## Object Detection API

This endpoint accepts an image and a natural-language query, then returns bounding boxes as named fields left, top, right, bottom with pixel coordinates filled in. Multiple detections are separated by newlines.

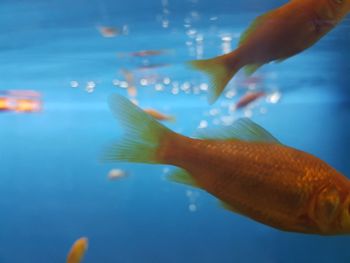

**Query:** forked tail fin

left=102, top=94, right=173, bottom=164
left=188, top=52, right=243, bottom=104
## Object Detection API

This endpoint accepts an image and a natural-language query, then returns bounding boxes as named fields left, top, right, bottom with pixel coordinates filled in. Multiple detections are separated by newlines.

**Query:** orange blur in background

left=0, top=90, right=42, bottom=113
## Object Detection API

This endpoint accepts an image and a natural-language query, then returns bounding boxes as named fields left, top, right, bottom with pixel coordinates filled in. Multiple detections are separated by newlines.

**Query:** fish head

left=320, top=0, right=350, bottom=21
left=313, top=184, right=350, bottom=234
left=312, top=185, right=341, bottom=233
left=337, top=193, right=350, bottom=233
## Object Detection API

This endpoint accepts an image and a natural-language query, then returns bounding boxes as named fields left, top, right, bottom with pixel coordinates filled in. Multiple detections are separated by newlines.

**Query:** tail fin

left=188, top=53, right=242, bottom=104
left=103, top=94, right=172, bottom=164
left=66, top=237, right=88, bottom=263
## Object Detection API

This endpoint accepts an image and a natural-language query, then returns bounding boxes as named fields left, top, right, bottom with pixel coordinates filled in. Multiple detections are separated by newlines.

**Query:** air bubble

left=267, top=91, right=282, bottom=104
left=70, top=80, right=79, bottom=88
left=198, top=120, right=208, bottom=129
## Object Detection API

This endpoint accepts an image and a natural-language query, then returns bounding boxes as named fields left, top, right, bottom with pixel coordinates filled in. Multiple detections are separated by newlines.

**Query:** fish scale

left=161, top=137, right=347, bottom=233
left=107, top=94, right=350, bottom=235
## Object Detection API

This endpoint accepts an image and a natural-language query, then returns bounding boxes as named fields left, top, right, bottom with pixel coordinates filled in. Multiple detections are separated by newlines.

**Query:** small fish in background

left=189, top=0, right=350, bottom=103
left=0, top=97, right=12, bottom=111
left=128, top=49, right=169, bottom=57
left=66, top=237, right=88, bottom=263
left=15, top=98, right=42, bottom=112
left=103, top=94, right=350, bottom=235
left=241, top=76, right=263, bottom=87
left=232, top=91, right=266, bottom=111
left=120, top=69, right=137, bottom=98
left=136, top=63, right=170, bottom=71
left=108, top=168, right=127, bottom=181
left=117, top=49, right=170, bottom=58
left=143, top=108, right=175, bottom=122
left=0, top=90, right=42, bottom=113
left=97, top=26, right=120, bottom=38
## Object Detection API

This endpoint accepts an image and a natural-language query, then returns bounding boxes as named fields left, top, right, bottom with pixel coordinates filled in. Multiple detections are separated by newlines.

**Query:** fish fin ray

left=101, top=94, right=172, bottom=164
left=168, top=168, right=199, bottom=188
left=188, top=54, right=242, bottom=104
left=197, top=118, right=280, bottom=143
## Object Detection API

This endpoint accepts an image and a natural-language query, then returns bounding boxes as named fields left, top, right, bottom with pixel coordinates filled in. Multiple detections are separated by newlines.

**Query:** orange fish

left=15, top=98, right=41, bottom=112
left=97, top=26, right=120, bottom=38
left=143, top=108, right=175, bottom=121
left=234, top=91, right=266, bottom=110
left=189, top=0, right=350, bottom=103
left=66, top=237, right=88, bottom=263
left=0, top=97, right=11, bottom=111
left=104, top=94, right=350, bottom=235
left=129, top=49, right=168, bottom=57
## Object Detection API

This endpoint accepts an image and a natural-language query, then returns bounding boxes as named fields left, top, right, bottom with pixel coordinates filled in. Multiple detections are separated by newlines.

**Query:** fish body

left=66, top=237, right=88, bottom=263
left=161, top=136, right=350, bottom=234
left=105, top=94, right=350, bottom=235
left=190, top=0, right=350, bottom=103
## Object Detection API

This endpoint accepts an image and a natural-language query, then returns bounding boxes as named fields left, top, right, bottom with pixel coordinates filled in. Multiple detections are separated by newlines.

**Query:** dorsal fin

left=239, top=11, right=273, bottom=47
left=197, top=118, right=280, bottom=143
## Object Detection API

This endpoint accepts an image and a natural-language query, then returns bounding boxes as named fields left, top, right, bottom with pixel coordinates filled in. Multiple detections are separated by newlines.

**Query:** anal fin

left=168, top=168, right=199, bottom=188
left=219, top=201, right=242, bottom=215
left=244, top=63, right=263, bottom=76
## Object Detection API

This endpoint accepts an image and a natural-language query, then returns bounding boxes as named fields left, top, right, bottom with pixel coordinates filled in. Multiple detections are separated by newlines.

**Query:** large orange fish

left=190, top=0, right=350, bottom=103
left=104, top=94, right=350, bottom=235
left=66, top=237, right=88, bottom=263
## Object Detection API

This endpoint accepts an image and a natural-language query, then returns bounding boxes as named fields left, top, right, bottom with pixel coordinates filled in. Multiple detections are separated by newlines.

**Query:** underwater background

left=0, top=0, right=350, bottom=262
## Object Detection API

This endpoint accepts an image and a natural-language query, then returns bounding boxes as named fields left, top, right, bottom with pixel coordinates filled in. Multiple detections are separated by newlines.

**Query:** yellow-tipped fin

left=66, top=237, right=88, bottom=263
left=102, top=94, right=172, bottom=164
left=244, top=63, right=263, bottom=75
left=219, top=201, right=243, bottom=215
left=168, top=168, right=199, bottom=188
left=197, top=118, right=280, bottom=143
left=188, top=54, right=242, bottom=104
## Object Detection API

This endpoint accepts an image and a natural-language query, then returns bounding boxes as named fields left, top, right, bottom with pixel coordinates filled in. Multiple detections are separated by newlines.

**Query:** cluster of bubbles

left=69, top=70, right=282, bottom=130
left=70, top=80, right=97, bottom=93
left=69, top=0, right=283, bottom=131
left=157, top=0, right=171, bottom=29
left=112, top=75, right=209, bottom=97
left=184, top=6, right=204, bottom=59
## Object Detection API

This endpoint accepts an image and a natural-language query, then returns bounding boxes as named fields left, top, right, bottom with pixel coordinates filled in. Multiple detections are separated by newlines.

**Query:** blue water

left=1, top=0, right=350, bottom=262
